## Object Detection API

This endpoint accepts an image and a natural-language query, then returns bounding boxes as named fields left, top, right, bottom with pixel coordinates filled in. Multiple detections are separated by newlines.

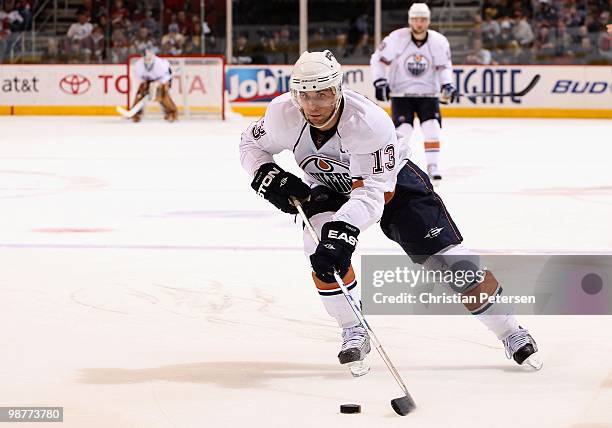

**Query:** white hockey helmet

left=408, top=3, right=431, bottom=20
left=290, top=50, right=343, bottom=128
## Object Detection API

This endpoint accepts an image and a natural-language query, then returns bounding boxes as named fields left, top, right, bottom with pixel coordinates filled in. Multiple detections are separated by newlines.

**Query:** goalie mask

left=290, top=50, right=343, bottom=129
left=144, top=48, right=155, bottom=71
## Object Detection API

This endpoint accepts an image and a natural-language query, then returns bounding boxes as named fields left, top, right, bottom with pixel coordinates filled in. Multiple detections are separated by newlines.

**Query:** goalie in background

left=131, top=49, right=178, bottom=122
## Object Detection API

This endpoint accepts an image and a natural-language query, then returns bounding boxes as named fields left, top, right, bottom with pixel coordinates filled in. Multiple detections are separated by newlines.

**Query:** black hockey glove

left=251, top=163, right=310, bottom=214
left=440, top=83, right=458, bottom=104
left=310, top=221, right=360, bottom=283
left=373, top=78, right=390, bottom=102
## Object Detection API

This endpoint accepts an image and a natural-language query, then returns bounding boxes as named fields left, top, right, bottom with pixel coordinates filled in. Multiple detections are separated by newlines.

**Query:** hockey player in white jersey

left=240, top=50, right=541, bottom=373
left=371, top=3, right=457, bottom=181
left=130, top=49, right=178, bottom=122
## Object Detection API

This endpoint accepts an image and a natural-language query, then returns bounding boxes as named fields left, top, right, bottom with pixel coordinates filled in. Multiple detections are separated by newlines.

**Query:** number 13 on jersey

left=372, top=144, right=396, bottom=174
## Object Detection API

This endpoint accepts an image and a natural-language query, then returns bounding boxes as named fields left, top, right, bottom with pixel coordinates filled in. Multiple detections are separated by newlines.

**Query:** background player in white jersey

left=240, top=50, right=541, bottom=372
left=370, top=3, right=457, bottom=181
left=131, top=49, right=178, bottom=122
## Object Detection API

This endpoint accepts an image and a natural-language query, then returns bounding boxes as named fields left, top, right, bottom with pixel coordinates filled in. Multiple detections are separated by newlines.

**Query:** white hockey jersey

left=370, top=28, right=453, bottom=95
left=133, top=56, right=172, bottom=84
left=239, top=89, right=409, bottom=230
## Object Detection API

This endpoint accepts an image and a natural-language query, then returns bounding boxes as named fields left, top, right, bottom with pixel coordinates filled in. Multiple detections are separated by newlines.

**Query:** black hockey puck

left=340, top=404, right=361, bottom=414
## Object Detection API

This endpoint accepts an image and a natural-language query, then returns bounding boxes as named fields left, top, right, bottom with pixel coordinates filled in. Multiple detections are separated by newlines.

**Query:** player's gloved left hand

left=373, top=78, right=390, bottom=102
left=310, top=221, right=360, bottom=283
left=440, top=83, right=458, bottom=104
left=251, top=162, right=310, bottom=214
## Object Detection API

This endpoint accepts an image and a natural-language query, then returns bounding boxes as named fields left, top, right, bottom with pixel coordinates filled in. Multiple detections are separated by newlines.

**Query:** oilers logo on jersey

left=299, top=155, right=352, bottom=194
left=404, top=54, right=429, bottom=77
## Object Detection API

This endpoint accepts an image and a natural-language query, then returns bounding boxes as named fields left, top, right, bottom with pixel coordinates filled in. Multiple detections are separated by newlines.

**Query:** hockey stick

left=390, top=74, right=541, bottom=99
left=116, top=98, right=146, bottom=119
left=291, top=197, right=416, bottom=416
left=116, top=81, right=161, bottom=119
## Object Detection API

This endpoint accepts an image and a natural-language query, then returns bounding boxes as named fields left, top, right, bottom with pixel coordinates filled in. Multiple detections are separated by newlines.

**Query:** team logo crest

left=299, top=155, right=351, bottom=194
left=252, top=118, right=266, bottom=140
left=405, top=54, right=429, bottom=77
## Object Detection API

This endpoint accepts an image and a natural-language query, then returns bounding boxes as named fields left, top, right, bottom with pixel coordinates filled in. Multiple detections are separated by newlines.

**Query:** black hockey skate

left=338, top=325, right=371, bottom=377
left=503, top=327, right=543, bottom=370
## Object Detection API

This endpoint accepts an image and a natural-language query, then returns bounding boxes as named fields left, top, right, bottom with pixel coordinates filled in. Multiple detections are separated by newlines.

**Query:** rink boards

left=0, top=63, right=610, bottom=118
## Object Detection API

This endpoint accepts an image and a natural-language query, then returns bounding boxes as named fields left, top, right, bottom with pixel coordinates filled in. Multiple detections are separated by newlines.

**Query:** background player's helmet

left=290, top=50, right=343, bottom=129
left=408, top=3, right=431, bottom=20
left=144, top=48, right=155, bottom=71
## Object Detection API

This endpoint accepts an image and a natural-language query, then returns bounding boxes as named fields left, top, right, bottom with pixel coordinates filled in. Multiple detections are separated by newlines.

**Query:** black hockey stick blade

left=391, top=394, right=416, bottom=416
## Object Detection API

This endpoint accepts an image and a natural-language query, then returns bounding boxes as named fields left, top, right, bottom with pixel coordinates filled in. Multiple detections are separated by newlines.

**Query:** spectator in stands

left=512, top=12, right=535, bottom=46
left=331, top=31, right=349, bottom=59
left=66, top=11, right=93, bottom=59
left=554, top=20, right=573, bottom=57
left=587, top=10, right=608, bottom=34
left=501, top=40, right=534, bottom=63
left=97, top=13, right=109, bottom=36
left=130, top=24, right=153, bottom=55
left=349, top=32, right=372, bottom=60
left=0, top=1, right=25, bottom=33
left=177, top=10, right=192, bottom=36
left=255, top=34, right=283, bottom=64
left=13, top=0, right=30, bottom=31
left=140, top=9, right=160, bottom=38
left=67, top=11, right=93, bottom=42
left=597, top=30, right=610, bottom=60
left=233, top=33, right=252, bottom=64
left=110, top=22, right=129, bottom=63
left=183, top=22, right=202, bottom=54
left=161, top=22, right=184, bottom=55
left=534, top=25, right=556, bottom=60
left=274, top=25, right=293, bottom=64
left=482, top=9, right=501, bottom=48
left=111, top=0, right=129, bottom=25
left=250, top=36, right=272, bottom=64
left=565, top=6, right=585, bottom=28
left=496, top=18, right=515, bottom=50
left=535, top=0, right=558, bottom=27
left=0, top=12, right=8, bottom=63
left=466, top=38, right=495, bottom=64
left=571, top=24, right=589, bottom=45
left=573, top=36, right=600, bottom=63
left=82, top=25, right=105, bottom=62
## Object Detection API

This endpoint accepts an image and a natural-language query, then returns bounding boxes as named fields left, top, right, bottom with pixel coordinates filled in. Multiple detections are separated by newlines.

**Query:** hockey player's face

left=410, top=17, right=429, bottom=34
left=297, top=89, right=337, bottom=127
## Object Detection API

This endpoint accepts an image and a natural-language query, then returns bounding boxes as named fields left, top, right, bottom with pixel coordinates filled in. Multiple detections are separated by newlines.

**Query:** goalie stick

left=116, top=81, right=160, bottom=119
left=291, top=197, right=417, bottom=416
left=116, top=98, right=146, bottom=119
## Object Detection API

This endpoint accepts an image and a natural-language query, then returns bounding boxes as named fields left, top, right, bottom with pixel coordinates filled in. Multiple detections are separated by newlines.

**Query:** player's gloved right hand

left=310, top=221, right=360, bottom=283
left=440, top=83, right=458, bottom=104
left=373, top=78, right=390, bottom=102
left=251, top=162, right=310, bottom=214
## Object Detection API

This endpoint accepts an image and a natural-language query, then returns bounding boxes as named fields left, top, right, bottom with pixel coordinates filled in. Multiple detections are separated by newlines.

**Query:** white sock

left=317, top=277, right=361, bottom=328
left=424, top=140, right=440, bottom=167
left=476, top=311, right=520, bottom=340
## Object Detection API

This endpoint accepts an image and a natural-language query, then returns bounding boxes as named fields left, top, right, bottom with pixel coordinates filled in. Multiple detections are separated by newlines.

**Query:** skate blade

left=524, top=353, right=543, bottom=371
left=347, top=360, right=370, bottom=377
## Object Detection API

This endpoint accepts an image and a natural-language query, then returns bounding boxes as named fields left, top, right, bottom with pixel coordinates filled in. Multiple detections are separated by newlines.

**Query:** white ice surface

left=0, top=116, right=611, bottom=428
